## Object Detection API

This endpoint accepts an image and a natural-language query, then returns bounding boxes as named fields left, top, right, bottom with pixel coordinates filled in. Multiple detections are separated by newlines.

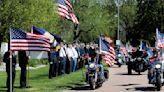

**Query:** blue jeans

left=72, top=58, right=77, bottom=72
left=69, top=58, right=73, bottom=73
left=99, top=64, right=104, bottom=80
left=61, top=57, right=66, bottom=75
left=148, top=61, right=157, bottom=82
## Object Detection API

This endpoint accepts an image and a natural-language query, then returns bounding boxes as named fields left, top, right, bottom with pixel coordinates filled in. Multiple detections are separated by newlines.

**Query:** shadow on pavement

left=126, top=86, right=155, bottom=91
left=134, top=86, right=155, bottom=91
left=115, top=73, right=146, bottom=76
left=117, top=83, right=139, bottom=86
left=70, top=84, right=103, bottom=91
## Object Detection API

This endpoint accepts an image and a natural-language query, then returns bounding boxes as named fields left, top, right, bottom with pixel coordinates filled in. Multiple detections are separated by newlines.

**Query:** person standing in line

left=66, top=44, right=74, bottom=73
left=74, top=44, right=80, bottom=70
left=48, top=40, right=58, bottom=79
left=64, top=44, right=69, bottom=74
left=84, top=44, right=90, bottom=65
left=72, top=44, right=79, bottom=72
left=3, top=51, right=16, bottom=92
left=53, top=44, right=61, bottom=77
left=48, top=49, right=55, bottom=79
left=59, top=42, right=67, bottom=75
left=79, top=43, right=85, bottom=68
left=18, top=51, right=29, bottom=88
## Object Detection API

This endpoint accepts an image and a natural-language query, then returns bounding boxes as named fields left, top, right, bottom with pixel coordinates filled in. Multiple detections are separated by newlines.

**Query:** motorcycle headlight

left=85, top=65, right=88, bottom=68
left=118, top=54, right=121, bottom=57
left=137, top=57, right=142, bottom=61
left=89, top=63, right=95, bottom=68
left=155, top=64, right=161, bottom=69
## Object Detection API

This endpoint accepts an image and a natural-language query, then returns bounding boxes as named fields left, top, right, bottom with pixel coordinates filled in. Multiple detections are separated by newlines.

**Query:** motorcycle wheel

left=138, top=64, right=141, bottom=75
left=97, top=83, right=102, bottom=87
left=118, top=64, right=121, bottom=67
left=128, top=62, right=132, bottom=75
left=138, top=71, right=141, bottom=75
left=156, top=73, right=161, bottom=91
left=89, top=77, right=96, bottom=90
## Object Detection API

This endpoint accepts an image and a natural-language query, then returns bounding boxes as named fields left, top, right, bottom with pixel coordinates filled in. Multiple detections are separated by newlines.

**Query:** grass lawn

left=0, top=66, right=86, bottom=92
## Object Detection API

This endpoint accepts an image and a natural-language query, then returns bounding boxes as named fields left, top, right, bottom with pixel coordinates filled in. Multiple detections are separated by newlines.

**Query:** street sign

left=116, top=40, right=121, bottom=46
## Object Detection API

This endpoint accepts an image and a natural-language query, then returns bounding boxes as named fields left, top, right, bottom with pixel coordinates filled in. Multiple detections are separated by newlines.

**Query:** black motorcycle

left=148, top=57, right=164, bottom=91
left=115, top=51, right=124, bottom=67
left=127, top=51, right=148, bottom=75
left=85, top=61, right=105, bottom=90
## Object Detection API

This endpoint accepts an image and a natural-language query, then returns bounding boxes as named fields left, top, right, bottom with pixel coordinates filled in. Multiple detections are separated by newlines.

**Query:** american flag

left=57, top=0, right=79, bottom=24
left=99, top=37, right=116, bottom=66
left=156, top=28, right=164, bottom=48
left=65, top=0, right=72, bottom=10
left=139, top=41, right=148, bottom=51
left=10, top=28, right=50, bottom=51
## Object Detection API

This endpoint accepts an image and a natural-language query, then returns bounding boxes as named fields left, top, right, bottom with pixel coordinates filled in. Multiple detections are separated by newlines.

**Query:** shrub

left=28, top=59, right=48, bottom=67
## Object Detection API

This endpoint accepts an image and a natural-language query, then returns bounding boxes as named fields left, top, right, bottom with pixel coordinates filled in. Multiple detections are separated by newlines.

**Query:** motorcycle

left=127, top=51, right=148, bottom=75
left=115, top=51, right=124, bottom=67
left=148, top=57, right=164, bottom=91
left=85, top=61, right=104, bottom=90
left=125, top=52, right=132, bottom=65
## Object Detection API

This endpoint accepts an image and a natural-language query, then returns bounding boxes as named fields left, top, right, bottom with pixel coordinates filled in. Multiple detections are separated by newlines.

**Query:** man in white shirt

left=66, top=44, right=74, bottom=73
left=59, top=42, right=67, bottom=75
left=66, top=44, right=79, bottom=72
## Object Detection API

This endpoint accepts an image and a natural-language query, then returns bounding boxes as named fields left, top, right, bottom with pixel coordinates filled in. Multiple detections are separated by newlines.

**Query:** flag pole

left=156, top=28, right=158, bottom=49
left=26, top=51, right=30, bottom=88
left=99, top=36, right=101, bottom=54
left=9, top=28, right=12, bottom=92
left=26, top=26, right=33, bottom=88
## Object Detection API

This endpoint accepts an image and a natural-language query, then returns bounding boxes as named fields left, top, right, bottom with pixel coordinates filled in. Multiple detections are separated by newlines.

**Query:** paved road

left=64, top=65, right=164, bottom=92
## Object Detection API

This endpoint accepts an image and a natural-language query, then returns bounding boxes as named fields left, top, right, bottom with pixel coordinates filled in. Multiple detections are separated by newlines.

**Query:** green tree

left=132, top=0, right=164, bottom=46
left=56, top=0, right=138, bottom=43
left=119, top=0, right=137, bottom=42
left=0, top=0, right=59, bottom=42
left=69, top=0, right=117, bottom=42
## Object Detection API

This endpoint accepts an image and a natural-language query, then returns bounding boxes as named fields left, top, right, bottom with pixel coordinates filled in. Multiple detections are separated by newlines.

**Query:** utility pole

left=115, top=0, right=122, bottom=46
left=117, top=0, right=120, bottom=41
